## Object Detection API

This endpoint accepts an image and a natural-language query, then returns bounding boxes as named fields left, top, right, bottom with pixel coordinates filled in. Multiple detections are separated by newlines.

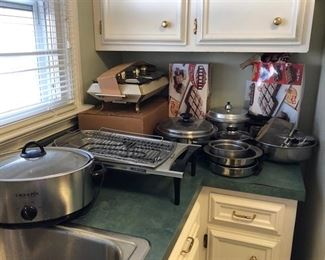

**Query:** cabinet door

left=195, top=0, right=314, bottom=52
left=98, top=0, right=188, bottom=45
left=207, top=228, right=280, bottom=260
left=168, top=202, right=202, bottom=260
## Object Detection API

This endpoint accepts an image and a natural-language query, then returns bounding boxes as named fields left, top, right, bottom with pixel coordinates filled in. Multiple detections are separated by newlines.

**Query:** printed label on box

left=245, top=81, right=303, bottom=125
left=169, top=63, right=210, bottom=119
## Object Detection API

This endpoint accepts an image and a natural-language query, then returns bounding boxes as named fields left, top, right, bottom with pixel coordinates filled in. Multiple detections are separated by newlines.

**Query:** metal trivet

left=54, top=129, right=176, bottom=168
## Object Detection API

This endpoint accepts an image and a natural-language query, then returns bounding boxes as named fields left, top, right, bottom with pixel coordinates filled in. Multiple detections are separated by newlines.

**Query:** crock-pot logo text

left=15, top=192, right=39, bottom=198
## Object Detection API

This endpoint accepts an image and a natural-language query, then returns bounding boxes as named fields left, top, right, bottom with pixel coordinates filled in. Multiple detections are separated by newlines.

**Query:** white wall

left=298, top=39, right=325, bottom=260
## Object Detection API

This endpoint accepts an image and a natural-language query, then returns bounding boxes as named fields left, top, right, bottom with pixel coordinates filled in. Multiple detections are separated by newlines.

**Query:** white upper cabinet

left=94, top=0, right=188, bottom=48
left=93, top=0, right=315, bottom=52
left=195, top=0, right=314, bottom=52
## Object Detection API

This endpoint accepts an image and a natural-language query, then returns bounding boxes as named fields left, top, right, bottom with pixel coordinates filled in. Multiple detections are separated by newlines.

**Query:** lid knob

left=225, top=101, right=233, bottom=112
left=180, top=113, right=193, bottom=123
left=20, top=141, right=46, bottom=159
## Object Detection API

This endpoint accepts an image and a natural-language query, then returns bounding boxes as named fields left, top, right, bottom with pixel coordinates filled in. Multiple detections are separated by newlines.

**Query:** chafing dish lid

left=156, top=113, right=215, bottom=139
left=207, top=102, right=248, bottom=123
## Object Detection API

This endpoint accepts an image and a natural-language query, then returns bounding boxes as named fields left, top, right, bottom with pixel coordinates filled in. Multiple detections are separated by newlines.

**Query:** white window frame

left=0, top=0, right=92, bottom=150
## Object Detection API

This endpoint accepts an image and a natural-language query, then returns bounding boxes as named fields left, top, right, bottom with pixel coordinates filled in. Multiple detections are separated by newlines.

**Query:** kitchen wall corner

left=293, top=35, right=325, bottom=260
left=77, top=0, right=122, bottom=105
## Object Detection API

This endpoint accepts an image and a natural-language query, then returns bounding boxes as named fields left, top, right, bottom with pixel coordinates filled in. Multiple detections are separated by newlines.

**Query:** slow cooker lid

left=0, top=142, right=93, bottom=180
left=207, top=102, right=248, bottom=123
left=157, top=113, right=215, bottom=139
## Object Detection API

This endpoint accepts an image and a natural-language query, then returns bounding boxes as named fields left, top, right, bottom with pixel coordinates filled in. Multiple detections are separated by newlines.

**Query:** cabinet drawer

left=209, top=193, right=285, bottom=234
left=207, top=228, right=280, bottom=260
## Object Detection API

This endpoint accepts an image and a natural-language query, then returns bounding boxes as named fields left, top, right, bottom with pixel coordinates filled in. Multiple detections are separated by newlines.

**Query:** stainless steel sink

left=0, top=224, right=150, bottom=260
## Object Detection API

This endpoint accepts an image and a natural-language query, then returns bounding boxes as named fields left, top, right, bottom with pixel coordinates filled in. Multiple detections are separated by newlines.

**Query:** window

left=0, top=0, right=77, bottom=127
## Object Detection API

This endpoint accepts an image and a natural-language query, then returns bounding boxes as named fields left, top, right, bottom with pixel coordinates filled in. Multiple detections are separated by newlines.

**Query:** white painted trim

left=0, top=104, right=93, bottom=151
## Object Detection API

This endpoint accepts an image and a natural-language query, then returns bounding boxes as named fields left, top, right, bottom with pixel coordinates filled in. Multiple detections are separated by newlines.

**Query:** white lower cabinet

left=169, top=187, right=297, bottom=260
left=207, top=228, right=280, bottom=260
left=168, top=200, right=205, bottom=260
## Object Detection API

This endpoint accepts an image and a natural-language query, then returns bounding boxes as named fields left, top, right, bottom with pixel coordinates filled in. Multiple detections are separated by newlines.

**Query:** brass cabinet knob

left=161, top=20, right=169, bottom=28
left=273, top=17, right=282, bottom=26
left=250, top=256, right=258, bottom=260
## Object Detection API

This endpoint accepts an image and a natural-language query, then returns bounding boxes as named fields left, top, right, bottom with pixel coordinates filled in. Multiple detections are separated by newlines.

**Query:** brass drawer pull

left=250, top=256, right=258, bottom=260
left=273, top=17, right=282, bottom=26
left=232, top=210, right=256, bottom=221
left=161, top=20, right=169, bottom=28
left=181, top=236, right=194, bottom=254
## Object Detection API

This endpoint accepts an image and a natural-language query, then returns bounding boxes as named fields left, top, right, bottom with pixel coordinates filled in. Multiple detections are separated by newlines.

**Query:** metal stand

left=173, top=178, right=181, bottom=205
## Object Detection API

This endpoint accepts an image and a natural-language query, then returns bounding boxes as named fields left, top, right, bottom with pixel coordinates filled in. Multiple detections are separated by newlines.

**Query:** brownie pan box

left=245, top=62, right=304, bottom=125
left=168, top=63, right=210, bottom=119
left=78, top=97, right=169, bottom=135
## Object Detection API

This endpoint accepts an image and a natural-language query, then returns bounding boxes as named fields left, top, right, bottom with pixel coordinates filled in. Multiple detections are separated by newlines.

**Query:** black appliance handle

left=171, top=146, right=200, bottom=173
left=21, top=141, right=46, bottom=159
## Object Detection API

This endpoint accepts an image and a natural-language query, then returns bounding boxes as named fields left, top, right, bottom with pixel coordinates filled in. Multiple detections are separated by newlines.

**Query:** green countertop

left=73, top=160, right=305, bottom=260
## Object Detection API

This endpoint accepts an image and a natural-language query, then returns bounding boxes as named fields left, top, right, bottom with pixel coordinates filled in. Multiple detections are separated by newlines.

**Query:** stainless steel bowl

left=208, top=139, right=251, bottom=158
left=208, top=161, right=261, bottom=178
left=258, top=141, right=317, bottom=163
left=203, top=145, right=263, bottom=167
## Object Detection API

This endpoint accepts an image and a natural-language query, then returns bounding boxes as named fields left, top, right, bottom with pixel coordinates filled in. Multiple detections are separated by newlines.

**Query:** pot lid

left=0, top=142, right=94, bottom=181
left=217, top=127, right=251, bottom=141
left=156, top=113, right=215, bottom=139
left=207, top=102, right=248, bottom=123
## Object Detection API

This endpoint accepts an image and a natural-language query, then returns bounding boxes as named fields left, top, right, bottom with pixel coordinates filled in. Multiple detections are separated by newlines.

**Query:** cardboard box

left=169, top=63, right=210, bottom=119
left=78, top=97, right=168, bottom=135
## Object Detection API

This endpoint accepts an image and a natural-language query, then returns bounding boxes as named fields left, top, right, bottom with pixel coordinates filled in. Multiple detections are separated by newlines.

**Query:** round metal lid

left=207, top=102, right=248, bottom=123
left=0, top=142, right=94, bottom=181
left=156, top=114, right=215, bottom=139
left=217, top=127, right=251, bottom=141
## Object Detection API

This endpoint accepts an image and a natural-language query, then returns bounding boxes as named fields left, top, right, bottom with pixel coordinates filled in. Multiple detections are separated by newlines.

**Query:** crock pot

left=0, top=141, right=100, bottom=226
left=206, top=102, right=249, bottom=131
left=156, top=113, right=216, bottom=144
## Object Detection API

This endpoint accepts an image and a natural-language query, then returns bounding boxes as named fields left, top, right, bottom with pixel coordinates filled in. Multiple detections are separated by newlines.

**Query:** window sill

left=0, top=104, right=93, bottom=151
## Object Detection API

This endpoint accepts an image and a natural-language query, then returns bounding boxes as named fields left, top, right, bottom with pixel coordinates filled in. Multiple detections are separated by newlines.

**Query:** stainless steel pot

left=0, top=142, right=98, bottom=226
left=156, top=113, right=216, bottom=144
left=206, top=102, right=249, bottom=131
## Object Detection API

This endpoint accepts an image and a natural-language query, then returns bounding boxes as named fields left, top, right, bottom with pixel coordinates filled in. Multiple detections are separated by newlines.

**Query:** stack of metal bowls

left=203, top=139, right=263, bottom=178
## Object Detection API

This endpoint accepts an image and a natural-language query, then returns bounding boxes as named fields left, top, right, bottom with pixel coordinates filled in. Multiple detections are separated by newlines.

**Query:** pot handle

left=92, top=164, right=105, bottom=186
left=21, top=141, right=46, bottom=159
left=226, top=126, right=239, bottom=132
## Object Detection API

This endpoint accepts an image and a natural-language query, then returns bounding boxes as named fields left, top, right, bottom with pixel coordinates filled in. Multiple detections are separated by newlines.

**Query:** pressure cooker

left=156, top=113, right=216, bottom=144
left=0, top=142, right=101, bottom=226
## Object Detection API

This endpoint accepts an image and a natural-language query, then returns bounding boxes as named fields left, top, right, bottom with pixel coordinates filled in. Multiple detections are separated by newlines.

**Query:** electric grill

left=53, top=129, right=199, bottom=205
